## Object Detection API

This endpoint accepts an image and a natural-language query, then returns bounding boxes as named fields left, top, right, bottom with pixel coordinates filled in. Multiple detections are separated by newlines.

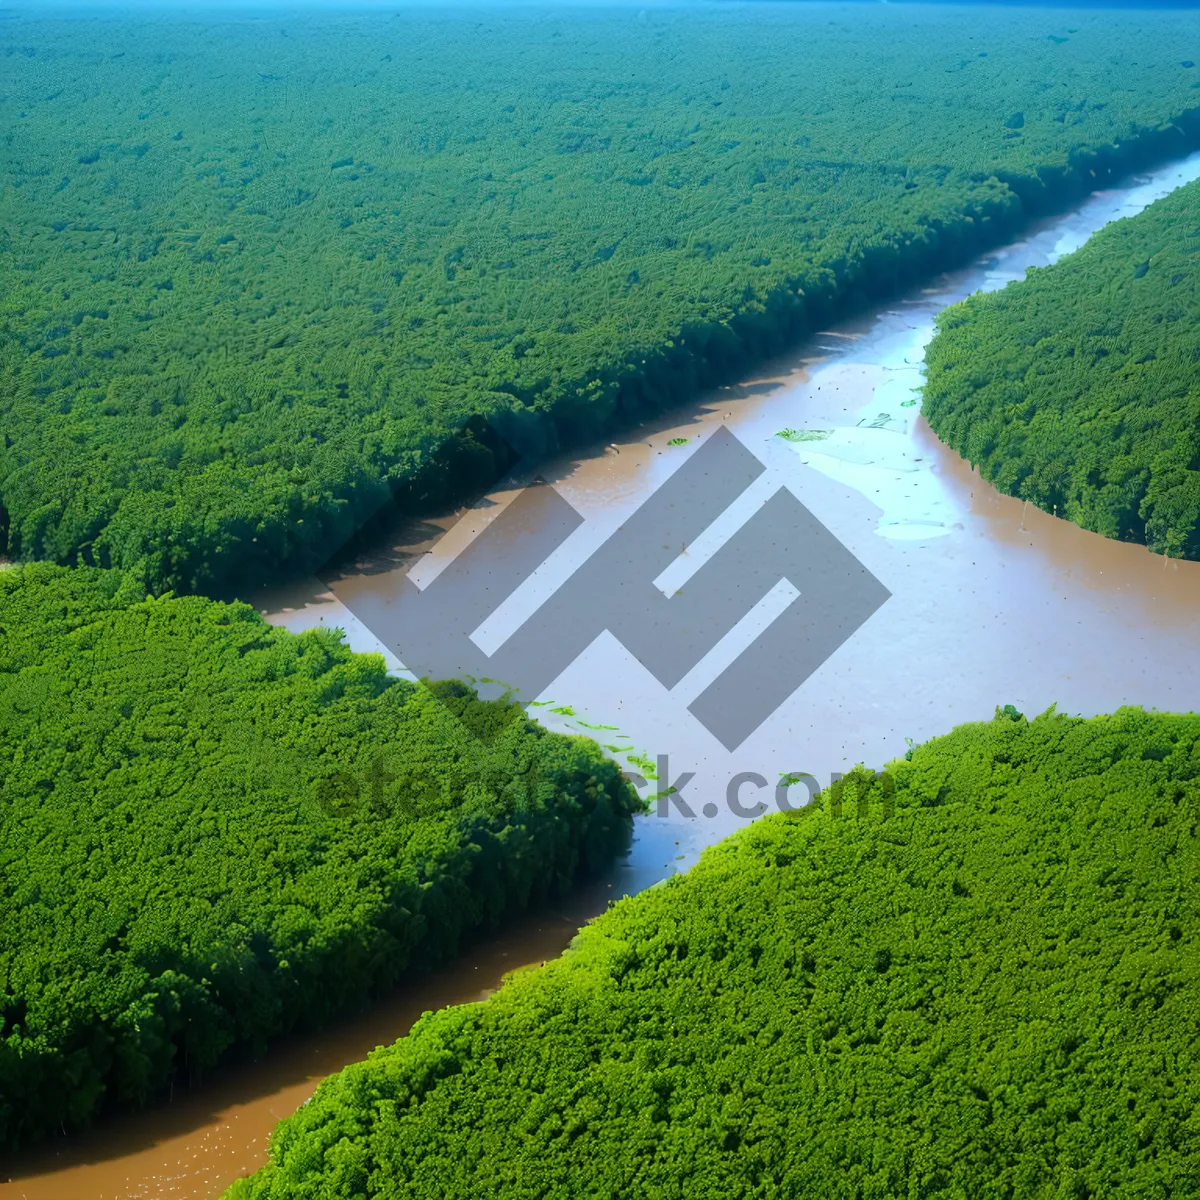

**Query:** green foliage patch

left=229, top=707, right=1200, bottom=1199
left=0, top=563, right=640, bottom=1152
left=3, top=6, right=1200, bottom=590
left=924, top=176, right=1200, bottom=558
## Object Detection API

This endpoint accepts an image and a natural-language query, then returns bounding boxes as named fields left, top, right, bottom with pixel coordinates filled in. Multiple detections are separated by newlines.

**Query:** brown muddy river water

left=5, top=152, right=1199, bottom=1199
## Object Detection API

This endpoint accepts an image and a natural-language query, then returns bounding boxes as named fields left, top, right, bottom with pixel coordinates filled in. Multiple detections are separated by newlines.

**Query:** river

left=4, top=150, right=1199, bottom=1200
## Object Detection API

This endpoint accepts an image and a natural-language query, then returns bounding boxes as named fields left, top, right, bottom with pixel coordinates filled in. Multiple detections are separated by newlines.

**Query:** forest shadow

left=298, top=363, right=810, bottom=593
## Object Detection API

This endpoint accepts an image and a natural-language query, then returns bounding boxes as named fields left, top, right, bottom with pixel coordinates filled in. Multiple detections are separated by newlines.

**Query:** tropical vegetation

left=924, top=176, right=1200, bottom=558
left=228, top=705, right=1200, bottom=1200
left=3, top=5, right=1200, bottom=590
left=0, top=562, right=640, bottom=1152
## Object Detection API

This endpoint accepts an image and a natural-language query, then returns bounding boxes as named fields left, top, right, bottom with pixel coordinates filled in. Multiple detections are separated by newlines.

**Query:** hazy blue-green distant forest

left=0, top=562, right=639, bottom=1151
left=228, top=706, right=1200, bottom=1200
left=3, top=5, right=1200, bottom=590
left=924, top=176, right=1200, bottom=558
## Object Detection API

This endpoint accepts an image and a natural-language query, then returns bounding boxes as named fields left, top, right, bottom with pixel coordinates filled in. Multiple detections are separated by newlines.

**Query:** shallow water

left=5, top=152, right=1198, bottom=1200
left=0, top=880, right=663, bottom=1200
left=259, top=149, right=1200, bottom=868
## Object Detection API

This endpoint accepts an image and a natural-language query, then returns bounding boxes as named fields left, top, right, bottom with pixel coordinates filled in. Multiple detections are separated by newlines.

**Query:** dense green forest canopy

left=228, top=706, right=1200, bottom=1200
left=923, top=176, right=1200, bottom=558
left=0, top=562, right=640, bottom=1153
left=3, top=6, right=1200, bottom=591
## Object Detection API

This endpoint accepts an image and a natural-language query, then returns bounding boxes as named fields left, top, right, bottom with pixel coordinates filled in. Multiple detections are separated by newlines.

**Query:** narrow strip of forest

left=227, top=705, right=1200, bottom=1200
left=0, top=563, right=640, bottom=1153
left=923, top=176, right=1200, bottom=557
left=3, top=7, right=1199, bottom=591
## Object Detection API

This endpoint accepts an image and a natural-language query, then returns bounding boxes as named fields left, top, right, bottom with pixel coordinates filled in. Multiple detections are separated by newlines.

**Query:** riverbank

left=227, top=707, right=1200, bottom=1200
left=923, top=174, right=1200, bottom=557
left=5, top=5, right=1200, bottom=594
left=0, top=566, right=640, bottom=1156
left=0, top=885, right=615, bottom=1200
left=5, top=143, right=1200, bottom=1200
left=270, top=98, right=1200, bottom=596
left=260, top=147, right=1200, bottom=860
left=221, top=150, right=1200, bottom=1192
